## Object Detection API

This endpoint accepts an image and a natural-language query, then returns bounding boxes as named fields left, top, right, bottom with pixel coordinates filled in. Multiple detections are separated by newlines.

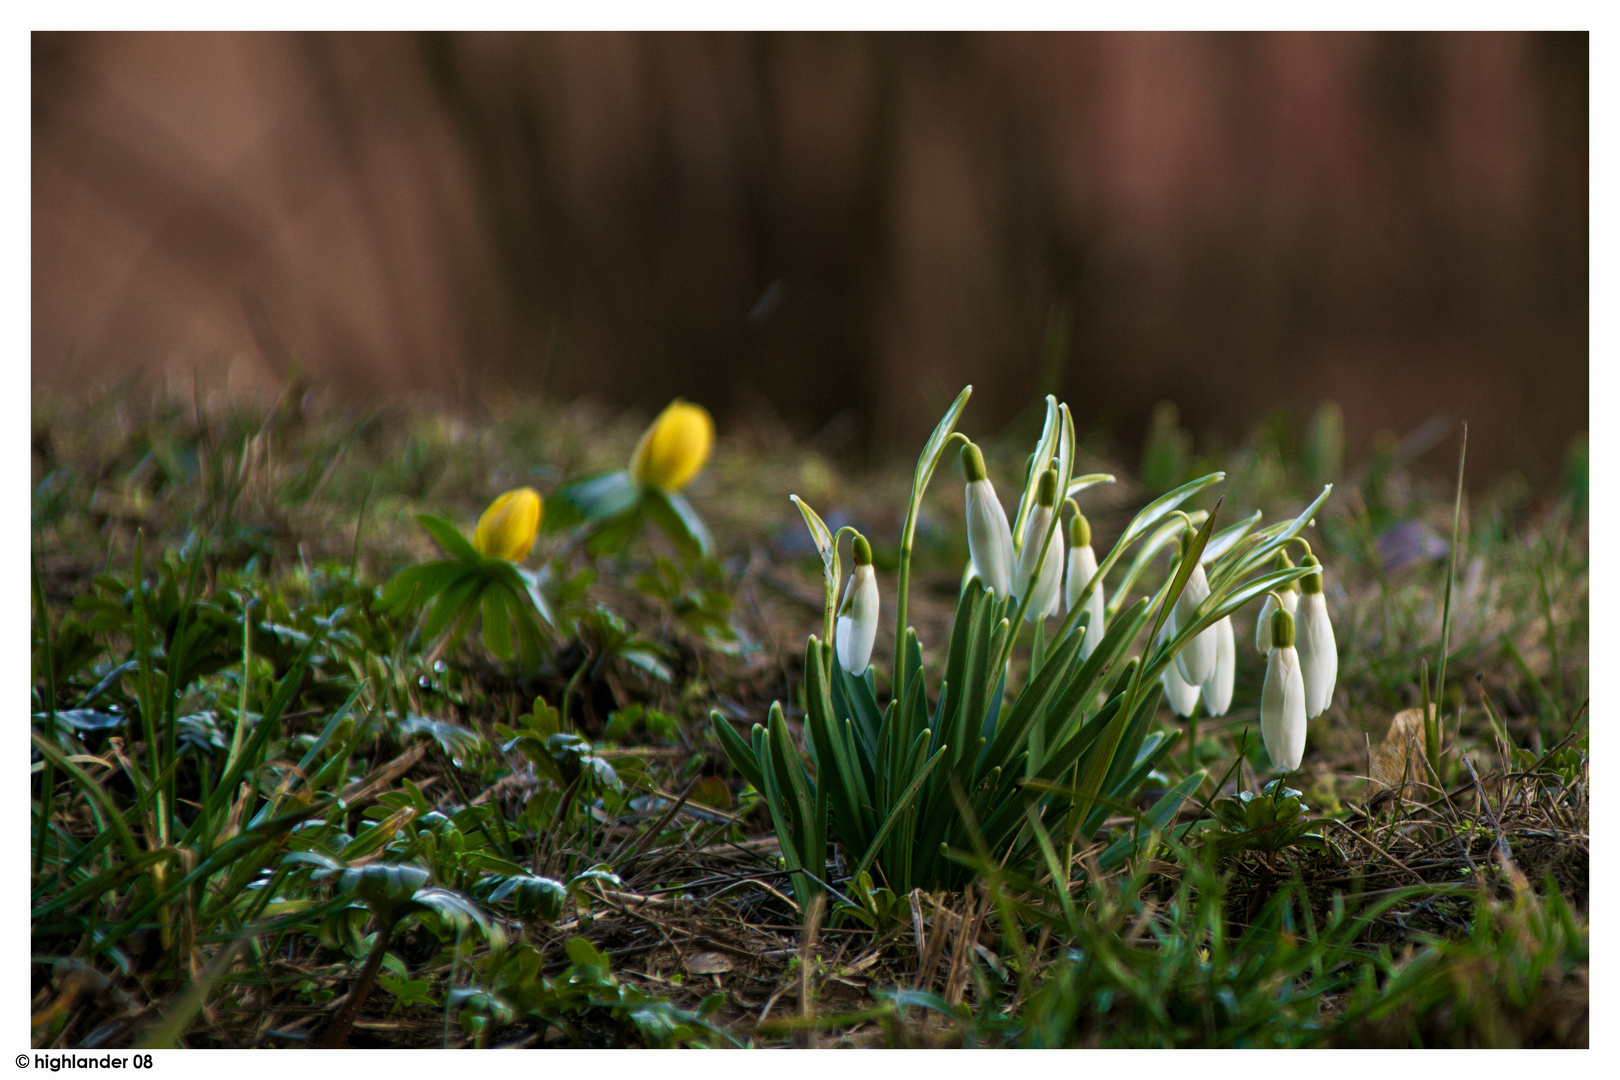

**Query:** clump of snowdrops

left=713, top=387, right=1335, bottom=901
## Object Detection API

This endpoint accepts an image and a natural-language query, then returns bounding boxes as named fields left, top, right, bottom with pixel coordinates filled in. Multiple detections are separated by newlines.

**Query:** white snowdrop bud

left=1295, top=555, right=1338, bottom=719
left=1260, top=606, right=1307, bottom=771
left=1064, top=512, right=1106, bottom=658
left=1012, top=468, right=1063, bottom=621
left=835, top=534, right=880, bottom=676
left=962, top=442, right=1014, bottom=599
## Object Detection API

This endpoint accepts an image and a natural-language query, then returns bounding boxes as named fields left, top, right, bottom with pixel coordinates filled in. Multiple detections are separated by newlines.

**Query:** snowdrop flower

left=1200, top=614, right=1236, bottom=717
left=835, top=534, right=880, bottom=676
left=473, top=487, right=542, bottom=561
left=1012, top=467, right=1063, bottom=621
left=629, top=399, right=714, bottom=492
left=1170, top=528, right=1217, bottom=686
left=1295, top=554, right=1338, bottom=719
left=1254, top=550, right=1300, bottom=652
left=961, top=442, right=1015, bottom=598
left=1260, top=605, right=1307, bottom=771
left=1064, top=511, right=1106, bottom=658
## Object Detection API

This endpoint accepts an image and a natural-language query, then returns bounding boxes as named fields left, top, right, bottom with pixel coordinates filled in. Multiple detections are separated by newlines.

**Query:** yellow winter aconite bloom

left=629, top=399, right=714, bottom=492
left=472, top=487, right=542, bottom=561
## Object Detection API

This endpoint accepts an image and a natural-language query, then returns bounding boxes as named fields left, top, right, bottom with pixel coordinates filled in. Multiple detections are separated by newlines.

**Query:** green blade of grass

left=1429, top=425, right=1467, bottom=775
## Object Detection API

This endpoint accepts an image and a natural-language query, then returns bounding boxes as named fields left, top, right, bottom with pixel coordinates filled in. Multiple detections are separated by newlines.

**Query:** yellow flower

left=473, top=487, right=542, bottom=561
left=629, top=399, right=714, bottom=492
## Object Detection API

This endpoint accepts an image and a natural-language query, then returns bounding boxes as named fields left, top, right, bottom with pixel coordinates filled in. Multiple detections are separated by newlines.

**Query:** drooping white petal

left=965, top=479, right=1015, bottom=599
left=1161, top=658, right=1202, bottom=718
left=1254, top=589, right=1299, bottom=652
left=1012, top=504, right=1063, bottom=621
left=835, top=564, right=880, bottom=675
left=1260, top=645, right=1307, bottom=771
left=1065, top=543, right=1107, bottom=658
left=1200, top=615, right=1236, bottom=717
left=1296, top=591, right=1338, bottom=718
left=1172, top=562, right=1217, bottom=686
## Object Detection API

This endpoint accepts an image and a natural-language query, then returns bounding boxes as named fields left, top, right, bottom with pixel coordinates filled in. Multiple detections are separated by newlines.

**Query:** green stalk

left=1428, top=425, right=1467, bottom=777
left=350, top=477, right=375, bottom=578
left=892, top=387, right=972, bottom=712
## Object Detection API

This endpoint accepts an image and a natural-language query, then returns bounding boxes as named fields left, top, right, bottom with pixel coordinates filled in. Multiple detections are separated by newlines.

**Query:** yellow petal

left=473, top=487, right=542, bottom=561
left=628, top=399, right=714, bottom=492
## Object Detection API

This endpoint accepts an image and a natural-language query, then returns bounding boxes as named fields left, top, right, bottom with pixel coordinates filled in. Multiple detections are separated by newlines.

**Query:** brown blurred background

left=32, top=32, right=1587, bottom=482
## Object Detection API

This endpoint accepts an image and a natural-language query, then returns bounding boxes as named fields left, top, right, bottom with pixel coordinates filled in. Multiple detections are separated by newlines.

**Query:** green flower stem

left=893, top=427, right=971, bottom=711
left=1430, top=425, right=1468, bottom=778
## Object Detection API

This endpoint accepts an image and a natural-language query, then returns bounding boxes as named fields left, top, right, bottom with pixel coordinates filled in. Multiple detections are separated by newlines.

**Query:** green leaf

left=280, top=850, right=346, bottom=875
left=410, top=888, right=502, bottom=958
left=481, top=587, right=513, bottom=661
left=549, top=470, right=642, bottom=530
left=644, top=488, right=713, bottom=558
left=585, top=505, right=645, bottom=556
left=417, top=515, right=481, bottom=562
left=709, top=711, right=765, bottom=794
left=1064, top=472, right=1116, bottom=500
left=620, top=647, right=674, bottom=682
left=566, top=935, right=611, bottom=970
left=523, top=697, right=561, bottom=739
left=978, top=620, right=1085, bottom=779
left=913, top=386, right=974, bottom=498
left=1119, top=472, right=1226, bottom=549
left=1097, top=770, right=1206, bottom=870
left=790, top=494, right=844, bottom=644
left=511, top=565, right=557, bottom=628
left=789, top=494, right=836, bottom=579
left=852, top=742, right=947, bottom=883
left=1231, top=484, right=1332, bottom=576
left=1106, top=511, right=1205, bottom=619
left=490, top=874, right=568, bottom=923
left=397, top=716, right=486, bottom=762
left=1201, top=509, right=1263, bottom=565
left=340, top=863, right=430, bottom=918
left=419, top=571, right=485, bottom=644
left=29, top=735, right=143, bottom=863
